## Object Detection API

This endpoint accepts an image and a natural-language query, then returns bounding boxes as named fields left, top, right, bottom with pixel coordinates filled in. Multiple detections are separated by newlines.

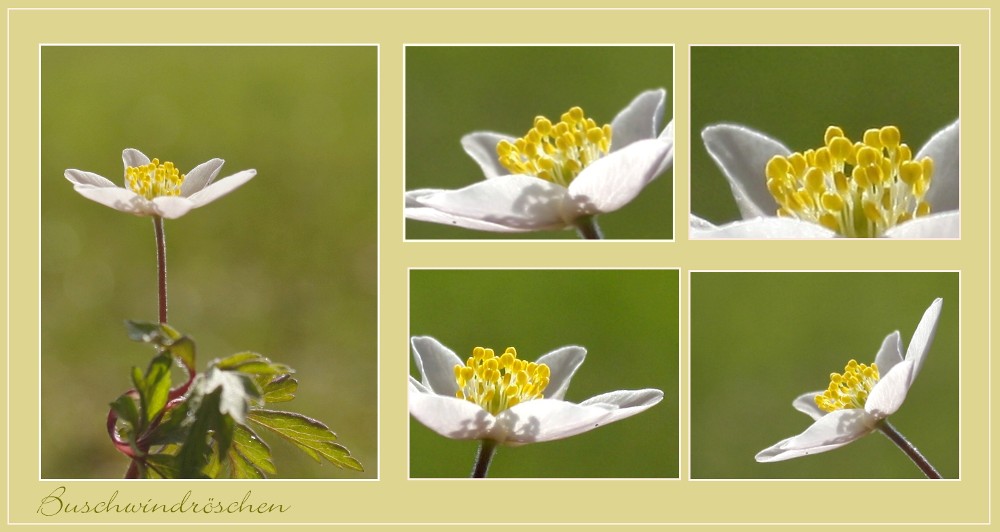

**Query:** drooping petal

left=149, top=196, right=197, bottom=219
left=122, top=148, right=150, bottom=172
left=181, top=158, right=225, bottom=196
left=578, top=388, right=663, bottom=424
left=688, top=215, right=836, bottom=239
left=567, top=138, right=670, bottom=215
left=903, top=298, right=943, bottom=381
left=185, top=170, right=257, bottom=210
left=865, top=359, right=913, bottom=419
left=415, top=174, right=571, bottom=231
left=408, top=382, right=494, bottom=440
left=916, top=119, right=959, bottom=212
left=64, top=169, right=117, bottom=189
left=883, top=211, right=959, bottom=239
left=791, top=391, right=826, bottom=421
left=67, top=185, right=151, bottom=215
left=873, top=331, right=904, bottom=376
left=534, top=346, right=586, bottom=401
left=410, top=336, right=463, bottom=396
left=460, top=132, right=516, bottom=179
left=609, top=89, right=666, bottom=152
left=405, top=190, right=537, bottom=233
left=754, top=408, right=877, bottom=462
left=702, top=124, right=790, bottom=219
left=496, top=398, right=616, bottom=445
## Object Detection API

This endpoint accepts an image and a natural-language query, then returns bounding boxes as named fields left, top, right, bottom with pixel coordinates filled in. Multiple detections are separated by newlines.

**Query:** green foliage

left=108, top=321, right=363, bottom=479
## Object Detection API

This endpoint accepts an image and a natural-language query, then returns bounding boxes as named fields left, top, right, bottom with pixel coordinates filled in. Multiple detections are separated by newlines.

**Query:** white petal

left=122, top=148, right=150, bottom=171
left=653, top=120, right=675, bottom=177
left=408, top=375, right=430, bottom=394
left=64, top=169, right=117, bottom=188
left=578, top=388, right=663, bottom=424
left=883, top=211, right=959, bottom=239
left=688, top=215, right=836, bottom=239
left=534, top=346, right=586, bottom=401
left=904, top=298, right=943, bottom=380
left=791, top=391, right=826, bottom=421
left=567, top=138, right=670, bottom=215
left=916, top=119, right=959, bottom=211
left=609, top=89, right=666, bottom=151
left=460, top=132, right=515, bottom=179
left=873, top=331, right=904, bottom=376
left=702, top=124, right=789, bottom=219
left=408, top=381, right=494, bottom=440
left=185, top=170, right=256, bottom=209
left=865, top=359, right=913, bottom=419
left=754, top=408, right=877, bottom=462
left=69, top=185, right=155, bottom=216
left=406, top=189, right=539, bottom=232
left=149, top=196, right=197, bottom=219
left=416, top=174, right=571, bottom=231
left=496, top=399, right=616, bottom=445
left=409, top=336, right=463, bottom=396
left=181, top=158, right=225, bottom=196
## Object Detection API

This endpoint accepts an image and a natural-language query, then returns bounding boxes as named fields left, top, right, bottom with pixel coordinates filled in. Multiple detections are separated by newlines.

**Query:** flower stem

left=877, top=420, right=942, bottom=479
left=152, top=216, right=168, bottom=324
left=471, top=439, right=498, bottom=478
left=574, top=216, right=604, bottom=240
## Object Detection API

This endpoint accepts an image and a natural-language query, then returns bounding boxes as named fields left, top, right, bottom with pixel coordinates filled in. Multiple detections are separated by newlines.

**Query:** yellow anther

left=452, top=345, right=551, bottom=415
left=815, top=359, right=880, bottom=413
left=125, top=158, right=186, bottom=200
left=496, top=105, right=613, bottom=187
left=763, top=125, right=935, bottom=237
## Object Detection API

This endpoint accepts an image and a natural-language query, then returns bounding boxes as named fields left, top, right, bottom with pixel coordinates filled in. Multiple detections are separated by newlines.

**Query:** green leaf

left=124, top=321, right=196, bottom=371
left=110, top=394, right=140, bottom=433
left=213, top=352, right=292, bottom=377
left=248, top=409, right=363, bottom=472
left=176, top=388, right=225, bottom=478
left=262, top=375, right=298, bottom=403
left=144, top=453, right=182, bottom=479
left=132, top=353, right=173, bottom=423
left=227, top=424, right=275, bottom=479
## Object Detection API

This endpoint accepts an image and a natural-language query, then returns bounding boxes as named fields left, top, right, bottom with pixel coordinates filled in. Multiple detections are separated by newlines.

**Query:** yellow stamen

left=764, top=125, right=934, bottom=237
left=125, top=158, right=185, bottom=200
left=453, top=346, right=550, bottom=415
left=815, top=359, right=880, bottom=412
left=497, top=106, right=612, bottom=187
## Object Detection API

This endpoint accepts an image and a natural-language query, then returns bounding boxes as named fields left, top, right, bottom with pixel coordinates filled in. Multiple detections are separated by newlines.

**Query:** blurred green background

left=690, top=272, right=959, bottom=479
left=409, top=269, right=679, bottom=478
left=406, top=46, right=674, bottom=240
left=41, top=46, right=377, bottom=478
left=691, top=46, right=959, bottom=224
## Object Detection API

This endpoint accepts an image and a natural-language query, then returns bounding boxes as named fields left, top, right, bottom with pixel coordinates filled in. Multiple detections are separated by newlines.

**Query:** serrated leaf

left=213, top=352, right=292, bottom=377
left=227, top=424, right=275, bottom=479
left=133, top=353, right=173, bottom=423
left=248, top=409, right=364, bottom=472
left=110, top=394, right=140, bottom=432
left=166, top=336, right=196, bottom=373
left=262, top=375, right=298, bottom=403
left=124, top=321, right=196, bottom=371
left=177, top=388, right=224, bottom=478
left=144, top=453, right=183, bottom=479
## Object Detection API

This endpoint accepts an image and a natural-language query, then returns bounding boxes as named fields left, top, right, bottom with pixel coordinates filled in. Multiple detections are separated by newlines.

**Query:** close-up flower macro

left=409, top=269, right=678, bottom=478
left=690, top=272, right=957, bottom=479
left=405, top=46, right=674, bottom=240
left=65, top=148, right=257, bottom=219
left=690, top=46, right=959, bottom=239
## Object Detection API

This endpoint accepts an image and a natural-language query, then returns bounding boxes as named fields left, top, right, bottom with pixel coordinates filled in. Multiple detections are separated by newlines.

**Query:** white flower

left=756, top=298, right=943, bottom=462
left=408, top=336, right=663, bottom=446
left=692, top=120, right=959, bottom=238
left=65, top=148, right=257, bottom=219
left=405, top=89, right=674, bottom=233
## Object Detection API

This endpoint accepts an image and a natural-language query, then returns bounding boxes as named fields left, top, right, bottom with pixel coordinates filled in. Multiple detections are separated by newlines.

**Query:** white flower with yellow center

left=692, top=120, right=958, bottom=238
left=65, top=148, right=256, bottom=219
left=405, top=89, right=674, bottom=235
left=408, top=336, right=663, bottom=445
left=756, top=298, right=943, bottom=463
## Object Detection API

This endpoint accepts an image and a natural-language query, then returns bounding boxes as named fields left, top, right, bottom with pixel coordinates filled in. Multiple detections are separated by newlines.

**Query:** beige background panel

left=7, top=5, right=992, bottom=528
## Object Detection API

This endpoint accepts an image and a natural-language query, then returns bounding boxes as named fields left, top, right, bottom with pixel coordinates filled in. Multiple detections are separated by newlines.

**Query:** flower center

left=765, top=125, right=934, bottom=237
left=125, top=158, right=185, bottom=200
left=815, top=359, right=880, bottom=413
left=453, top=346, right=551, bottom=415
left=496, top=106, right=612, bottom=187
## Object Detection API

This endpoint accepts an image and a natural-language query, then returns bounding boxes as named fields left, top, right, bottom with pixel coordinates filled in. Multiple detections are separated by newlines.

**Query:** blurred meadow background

left=41, top=46, right=377, bottom=478
left=690, top=46, right=960, bottom=225
left=690, top=272, right=959, bottom=479
left=409, top=269, right=679, bottom=478
left=406, top=46, right=674, bottom=240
